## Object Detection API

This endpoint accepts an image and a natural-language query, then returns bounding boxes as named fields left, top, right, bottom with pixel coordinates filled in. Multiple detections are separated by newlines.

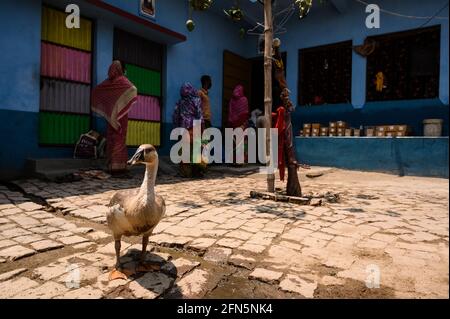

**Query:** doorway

left=222, top=50, right=288, bottom=128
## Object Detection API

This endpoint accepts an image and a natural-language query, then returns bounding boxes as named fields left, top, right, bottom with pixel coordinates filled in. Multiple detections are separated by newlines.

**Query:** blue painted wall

left=280, top=0, right=449, bottom=133
left=295, top=137, right=449, bottom=178
left=0, top=0, right=42, bottom=113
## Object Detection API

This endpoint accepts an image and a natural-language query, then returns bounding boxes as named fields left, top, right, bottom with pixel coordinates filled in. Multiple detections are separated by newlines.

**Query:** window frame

left=298, top=40, right=353, bottom=107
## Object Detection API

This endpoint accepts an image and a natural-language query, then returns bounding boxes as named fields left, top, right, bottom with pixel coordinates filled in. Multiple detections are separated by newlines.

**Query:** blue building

left=0, top=0, right=448, bottom=179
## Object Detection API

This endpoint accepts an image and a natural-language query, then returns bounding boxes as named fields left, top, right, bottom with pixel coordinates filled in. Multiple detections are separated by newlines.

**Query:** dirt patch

left=314, top=279, right=396, bottom=298
left=206, top=272, right=300, bottom=299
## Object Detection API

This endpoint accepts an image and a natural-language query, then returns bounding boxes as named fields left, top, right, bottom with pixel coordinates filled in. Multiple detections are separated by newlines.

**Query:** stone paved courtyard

left=0, top=167, right=448, bottom=299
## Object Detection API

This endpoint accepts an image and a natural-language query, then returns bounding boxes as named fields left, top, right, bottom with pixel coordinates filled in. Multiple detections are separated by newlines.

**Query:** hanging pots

left=239, top=27, right=246, bottom=38
left=190, top=0, right=213, bottom=11
left=186, top=19, right=195, bottom=32
left=295, top=0, right=313, bottom=19
left=224, top=7, right=244, bottom=21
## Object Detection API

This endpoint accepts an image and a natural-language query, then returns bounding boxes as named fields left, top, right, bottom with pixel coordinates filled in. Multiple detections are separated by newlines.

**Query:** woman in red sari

left=228, top=85, right=250, bottom=164
left=91, top=61, right=137, bottom=175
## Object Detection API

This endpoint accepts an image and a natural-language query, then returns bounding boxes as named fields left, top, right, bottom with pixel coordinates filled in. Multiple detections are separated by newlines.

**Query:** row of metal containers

left=39, top=112, right=90, bottom=145
left=41, top=78, right=161, bottom=121
left=39, top=114, right=161, bottom=146
left=114, top=28, right=163, bottom=148
left=39, top=114, right=162, bottom=146
left=126, top=121, right=161, bottom=147
left=39, top=6, right=93, bottom=145
left=41, top=42, right=92, bottom=84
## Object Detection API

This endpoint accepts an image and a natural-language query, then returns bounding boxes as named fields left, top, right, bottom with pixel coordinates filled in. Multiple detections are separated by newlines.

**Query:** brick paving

left=0, top=167, right=448, bottom=299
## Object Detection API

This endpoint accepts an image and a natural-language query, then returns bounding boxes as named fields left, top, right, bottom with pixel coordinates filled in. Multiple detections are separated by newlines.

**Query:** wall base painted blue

left=295, top=136, right=449, bottom=178
left=0, top=109, right=74, bottom=180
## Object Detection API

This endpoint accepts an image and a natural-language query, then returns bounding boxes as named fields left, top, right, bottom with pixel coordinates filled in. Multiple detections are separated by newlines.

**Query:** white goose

left=107, top=144, right=166, bottom=280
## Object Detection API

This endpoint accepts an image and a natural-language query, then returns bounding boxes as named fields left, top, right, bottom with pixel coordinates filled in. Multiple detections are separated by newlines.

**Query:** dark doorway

left=222, top=51, right=252, bottom=128
left=250, top=52, right=287, bottom=114
left=222, top=51, right=288, bottom=128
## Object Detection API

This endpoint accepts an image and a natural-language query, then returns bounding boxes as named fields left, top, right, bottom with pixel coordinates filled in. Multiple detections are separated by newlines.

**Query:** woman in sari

left=228, top=85, right=250, bottom=164
left=172, top=82, right=206, bottom=177
left=91, top=61, right=137, bottom=175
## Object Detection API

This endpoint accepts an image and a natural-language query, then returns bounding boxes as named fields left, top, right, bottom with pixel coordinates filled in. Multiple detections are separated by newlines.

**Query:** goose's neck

left=139, top=159, right=158, bottom=201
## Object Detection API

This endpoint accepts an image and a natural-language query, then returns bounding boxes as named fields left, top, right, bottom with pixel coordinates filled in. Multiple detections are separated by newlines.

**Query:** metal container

left=128, top=95, right=161, bottom=121
left=126, top=120, right=161, bottom=146
left=423, top=119, right=443, bottom=137
left=39, top=112, right=90, bottom=145
left=125, top=64, right=161, bottom=97
left=42, top=6, right=92, bottom=51
left=40, top=79, right=91, bottom=114
left=114, top=28, right=163, bottom=71
left=41, top=42, right=92, bottom=84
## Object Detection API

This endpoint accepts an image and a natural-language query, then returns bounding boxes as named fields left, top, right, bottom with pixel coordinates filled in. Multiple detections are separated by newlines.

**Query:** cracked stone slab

left=0, top=224, right=16, bottom=232
left=96, top=241, right=132, bottom=255
left=33, top=262, right=70, bottom=281
left=29, top=226, right=61, bottom=234
left=71, top=227, right=95, bottom=234
left=77, top=252, right=115, bottom=266
left=249, top=268, right=283, bottom=284
left=60, top=223, right=78, bottom=231
left=203, top=247, right=232, bottom=263
left=320, top=275, right=346, bottom=286
left=225, top=230, right=254, bottom=241
left=279, top=274, right=318, bottom=298
left=48, top=231, right=74, bottom=240
left=148, top=234, right=177, bottom=246
left=9, top=215, right=40, bottom=227
left=29, top=211, right=55, bottom=219
left=17, top=202, right=44, bottom=212
left=129, top=272, right=173, bottom=299
left=56, top=265, right=103, bottom=284
left=0, top=277, right=39, bottom=298
left=17, top=281, right=69, bottom=299
left=87, top=231, right=110, bottom=241
left=216, top=238, right=244, bottom=249
left=31, top=240, right=64, bottom=252
left=58, top=235, right=90, bottom=245
left=1, top=228, right=32, bottom=238
left=167, top=269, right=212, bottom=299
left=161, top=257, right=200, bottom=278
left=95, top=272, right=130, bottom=291
left=42, top=217, right=68, bottom=227
left=238, top=243, right=266, bottom=254
left=187, top=238, right=217, bottom=251
left=167, top=236, right=193, bottom=248
left=0, top=245, right=36, bottom=261
left=0, top=268, right=27, bottom=282
left=1, top=208, right=23, bottom=216
left=73, top=242, right=96, bottom=249
left=13, top=234, right=45, bottom=244
left=71, top=209, right=104, bottom=220
left=228, top=254, right=256, bottom=270
left=0, top=239, right=16, bottom=249
left=59, top=286, right=104, bottom=299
